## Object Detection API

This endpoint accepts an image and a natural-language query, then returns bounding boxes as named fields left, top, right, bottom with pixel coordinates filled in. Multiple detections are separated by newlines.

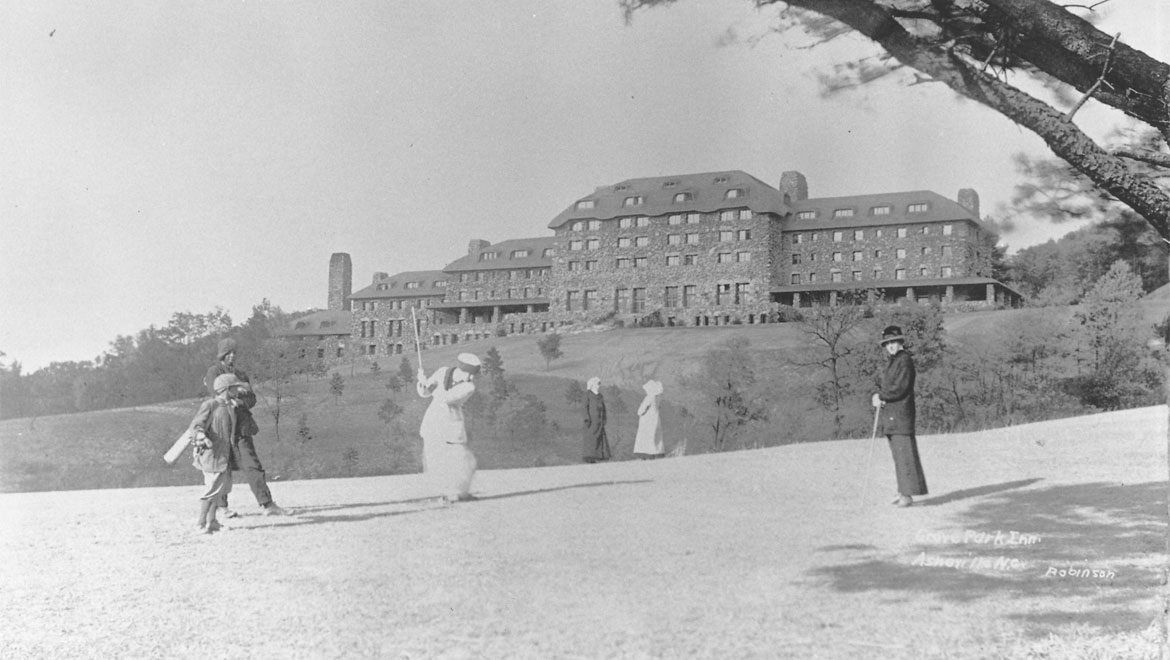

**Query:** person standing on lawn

left=204, top=338, right=290, bottom=517
left=189, top=373, right=243, bottom=534
left=871, top=325, right=928, bottom=507
left=416, top=352, right=481, bottom=502
left=632, top=379, right=665, bottom=459
left=582, top=376, right=610, bottom=463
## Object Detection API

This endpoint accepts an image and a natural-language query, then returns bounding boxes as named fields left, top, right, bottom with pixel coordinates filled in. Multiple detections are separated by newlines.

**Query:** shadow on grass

left=264, top=479, right=654, bottom=526
left=918, top=478, right=1044, bottom=507
left=809, top=480, right=1167, bottom=636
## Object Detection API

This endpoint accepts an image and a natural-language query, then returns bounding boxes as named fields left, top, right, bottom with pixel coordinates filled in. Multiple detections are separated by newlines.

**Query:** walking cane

left=858, top=404, right=881, bottom=508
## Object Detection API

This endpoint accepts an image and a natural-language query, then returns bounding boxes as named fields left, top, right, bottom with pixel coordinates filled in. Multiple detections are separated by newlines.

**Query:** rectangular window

left=686, top=213, right=700, bottom=224
left=664, top=286, right=679, bottom=308
left=736, top=251, right=751, bottom=263
left=665, top=255, right=680, bottom=266
left=673, top=192, right=692, bottom=203
left=668, top=214, right=682, bottom=225
left=684, top=254, right=697, bottom=266
left=832, top=252, right=843, bottom=262
left=897, top=227, right=907, bottom=238
left=734, top=282, right=750, bottom=304
left=616, top=257, right=630, bottom=269
left=791, top=273, right=800, bottom=284
left=623, top=196, right=644, bottom=207
left=568, top=261, right=581, bottom=271
left=852, top=251, right=863, bottom=262
left=631, top=288, right=646, bottom=313
left=668, top=234, right=682, bottom=245
left=871, top=206, right=890, bottom=215
left=720, top=210, right=736, bottom=222
left=586, top=238, right=599, bottom=250
left=583, top=289, right=596, bottom=311
left=941, top=266, right=953, bottom=277
left=943, top=224, right=953, bottom=236
left=895, top=268, right=906, bottom=280
left=809, top=272, right=817, bottom=283
left=566, top=291, right=577, bottom=312
left=919, top=267, right=928, bottom=277
left=896, top=248, right=906, bottom=259
left=796, top=211, right=816, bottom=220
left=620, top=217, right=633, bottom=229
left=719, top=230, right=734, bottom=242
left=874, top=249, right=882, bottom=259
left=833, top=208, right=854, bottom=218
left=792, top=254, right=801, bottom=265
left=585, top=260, right=597, bottom=271
left=715, top=283, right=732, bottom=305
left=635, top=236, right=649, bottom=247
left=511, top=249, right=529, bottom=258
left=737, top=229, right=751, bottom=240
left=831, top=271, right=843, bottom=282
left=575, top=200, right=595, bottom=211
left=569, top=240, right=583, bottom=251
left=572, top=221, right=584, bottom=231
left=908, top=203, right=928, bottom=213
left=636, top=216, right=650, bottom=227
left=725, top=188, right=743, bottom=199
left=852, top=270, right=862, bottom=281
left=587, top=220, right=601, bottom=230
left=738, top=209, right=752, bottom=221
left=479, top=252, right=497, bottom=261
left=614, top=288, right=629, bottom=312
left=634, top=256, right=647, bottom=268
left=873, top=268, right=882, bottom=280
left=682, top=285, right=696, bottom=307
left=941, top=245, right=953, bottom=257
left=717, top=252, right=732, bottom=264
left=921, top=226, right=929, bottom=235
left=685, top=233, right=700, bottom=245
left=618, top=237, right=632, bottom=248
left=921, top=246, right=930, bottom=255
left=853, top=229, right=864, bottom=240
left=794, top=233, right=805, bottom=244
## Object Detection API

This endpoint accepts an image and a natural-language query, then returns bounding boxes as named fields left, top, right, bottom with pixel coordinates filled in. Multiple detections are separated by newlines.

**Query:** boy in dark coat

left=871, top=325, right=928, bottom=507
left=189, top=373, right=242, bottom=534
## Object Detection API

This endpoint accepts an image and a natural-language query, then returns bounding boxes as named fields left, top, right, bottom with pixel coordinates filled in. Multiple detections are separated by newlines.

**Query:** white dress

left=417, top=367, right=478, bottom=498
left=633, top=393, right=664, bottom=456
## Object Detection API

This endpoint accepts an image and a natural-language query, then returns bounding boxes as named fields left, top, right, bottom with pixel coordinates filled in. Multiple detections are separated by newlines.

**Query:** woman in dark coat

left=582, top=377, right=611, bottom=463
left=871, top=325, right=927, bottom=507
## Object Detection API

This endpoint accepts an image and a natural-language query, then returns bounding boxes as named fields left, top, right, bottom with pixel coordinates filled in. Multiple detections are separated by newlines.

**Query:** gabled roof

left=547, top=170, right=790, bottom=229
left=277, top=309, right=352, bottom=337
left=785, top=191, right=980, bottom=230
left=350, top=270, right=449, bottom=300
left=442, top=236, right=557, bottom=273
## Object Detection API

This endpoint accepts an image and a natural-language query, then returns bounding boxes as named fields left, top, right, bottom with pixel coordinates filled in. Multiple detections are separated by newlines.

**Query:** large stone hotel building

left=281, top=169, right=1020, bottom=361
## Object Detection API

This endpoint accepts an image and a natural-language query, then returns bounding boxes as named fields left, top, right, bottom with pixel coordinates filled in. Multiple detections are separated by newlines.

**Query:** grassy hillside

left=2, top=304, right=1163, bottom=494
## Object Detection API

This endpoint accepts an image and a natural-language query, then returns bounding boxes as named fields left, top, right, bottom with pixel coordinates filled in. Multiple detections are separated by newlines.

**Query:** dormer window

left=636, top=216, right=650, bottom=227
left=511, top=249, right=530, bottom=259
left=871, top=206, right=890, bottom=215
left=587, top=220, right=601, bottom=230
left=623, top=196, right=644, bottom=207
left=713, top=176, right=729, bottom=184
left=796, top=211, right=816, bottom=220
left=833, top=208, right=855, bottom=218
left=575, top=199, right=596, bottom=211
left=480, top=252, right=498, bottom=261
left=614, top=184, right=629, bottom=191
left=663, top=181, right=677, bottom=188
left=405, top=281, right=420, bottom=289
left=435, top=280, right=447, bottom=287
left=725, top=188, right=744, bottom=199
left=619, top=217, right=633, bottom=229
left=673, top=192, right=693, bottom=203
left=542, top=248, right=554, bottom=257
left=571, top=221, right=584, bottom=231
left=376, top=283, right=389, bottom=291
left=908, top=203, right=929, bottom=213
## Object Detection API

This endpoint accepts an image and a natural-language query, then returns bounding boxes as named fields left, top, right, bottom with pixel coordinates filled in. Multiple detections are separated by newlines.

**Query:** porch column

left=493, top=305, right=501, bottom=322
left=945, top=285, right=954, bottom=303
left=793, top=292, right=801, bottom=307
left=985, top=283, right=995, bottom=302
left=829, top=290, right=838, bottom=307
left=459, top=308, right=468, bottom=324
left=906, top=287, right=915, bottom=304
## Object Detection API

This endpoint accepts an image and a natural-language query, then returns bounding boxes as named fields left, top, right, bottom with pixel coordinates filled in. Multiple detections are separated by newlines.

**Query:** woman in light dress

left=417, top=352, right=481, bottom=502
left=633, top=379, right=665, bottom=459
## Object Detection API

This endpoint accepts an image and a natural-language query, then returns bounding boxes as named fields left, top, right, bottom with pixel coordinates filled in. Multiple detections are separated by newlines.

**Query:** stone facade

left=290, top=168, right=1022, bottom=364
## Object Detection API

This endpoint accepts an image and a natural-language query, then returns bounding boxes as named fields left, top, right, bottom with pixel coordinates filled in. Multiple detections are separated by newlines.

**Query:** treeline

left=0, top=300, right=318, bottom=420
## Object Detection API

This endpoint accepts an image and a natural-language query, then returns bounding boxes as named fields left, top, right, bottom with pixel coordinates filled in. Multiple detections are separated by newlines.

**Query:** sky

left=2, top=1, right=1167, bottom=372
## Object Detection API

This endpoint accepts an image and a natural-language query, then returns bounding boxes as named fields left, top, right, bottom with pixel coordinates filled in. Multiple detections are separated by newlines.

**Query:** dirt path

left=1, top=407, right=1166, bottom=659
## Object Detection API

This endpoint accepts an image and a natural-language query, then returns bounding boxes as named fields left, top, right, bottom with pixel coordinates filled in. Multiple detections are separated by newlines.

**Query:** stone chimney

left=328, top=253, right=352, bottom=312
left=779, top=171, right=808, bottom=204
left=468, top=239, right=491, bottom=254
left=957, top=188, right=980, bottom=217
left=372, top=272, right=389, bottom=283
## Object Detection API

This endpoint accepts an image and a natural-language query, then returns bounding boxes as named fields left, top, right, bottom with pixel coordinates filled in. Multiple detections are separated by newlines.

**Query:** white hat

left=213, top=373, right=242, bottom=394
left=586, top=376, right=601, bottom=390
left=643, top=380, right=663, bottom=395
left=457, top=353, right=482, bottom=374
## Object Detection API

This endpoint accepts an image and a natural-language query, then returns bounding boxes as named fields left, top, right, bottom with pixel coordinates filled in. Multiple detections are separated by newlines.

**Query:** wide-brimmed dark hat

left=879, top=325, right=905, bottom=346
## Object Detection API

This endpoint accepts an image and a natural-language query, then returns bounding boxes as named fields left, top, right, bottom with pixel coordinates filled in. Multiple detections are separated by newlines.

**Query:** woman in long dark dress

left=582, top=376, right=610, bottom=463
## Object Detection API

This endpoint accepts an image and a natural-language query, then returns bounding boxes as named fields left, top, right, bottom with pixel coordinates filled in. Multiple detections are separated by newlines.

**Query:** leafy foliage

left=536, top=333, right=564, bottom=370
